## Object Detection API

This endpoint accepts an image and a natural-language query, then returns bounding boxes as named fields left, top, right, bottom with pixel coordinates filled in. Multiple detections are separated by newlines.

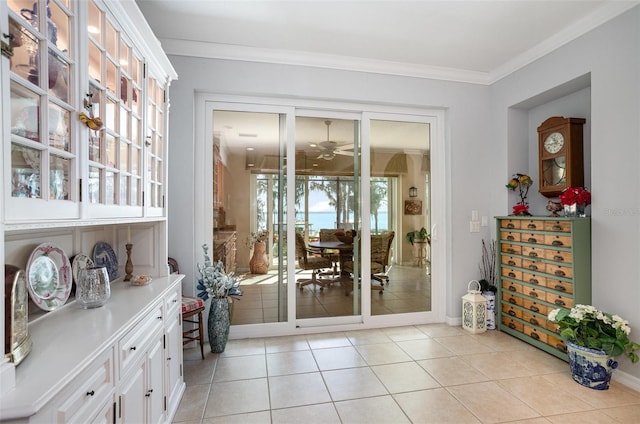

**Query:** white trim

left=613, top=369, right=640, bottom=393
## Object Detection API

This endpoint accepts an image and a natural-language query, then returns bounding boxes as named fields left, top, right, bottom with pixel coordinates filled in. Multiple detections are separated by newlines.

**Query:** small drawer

left=523, top=298, right=548, bottom=315
left=522, top=311, right=545, bottom=328
left=500, top=219, right=521, bottom=230
left=502, top=316, right=524, bottom=332
left=502, top=304, right=522, bottom=319
left=546, top=320, right=561, bottom=333
left=522, top=220, right=544, bottom=231
left=501, top=243, right=522, bottom=255
left=502, top=255, right=522, bottom=267
left=524, top=286, right=546, bottom=301
left=544, top=234, right=572, bottom=248
left=547, top=293, right=573, bottom=309
left=522, top=272, right=546, bottom=287
left=522, top=245, right=544, bottom=259
left=548, top=334, right=567, bottom=353
left=544, top=250, right=573, bottom=263
left=503, top=291, right=523, bottom=307
left=165, top=285, right=181, bottom=317
left=55, top=348, right=114, bottom=423
left=522, top=258, right=543, bottom=272
left=524, top=325, right=548, bottom=343
left=502, top=280, right=522, bottom=294
left=500, top=231, right=521, bottom=242
left=544, top=220, right=571, bottom=233
left=522, top=233, right=542, bottom=244
left=501, top=267, right=522, bottom=280
left=546, top=263, right=573, bottom=279
left=547, top=278, right=573, bottom=294
left=119, top=304, right=164, bottom=376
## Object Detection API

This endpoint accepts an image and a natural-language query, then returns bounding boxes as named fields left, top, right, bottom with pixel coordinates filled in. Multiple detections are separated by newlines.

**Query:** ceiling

left=136, top=0, right=638, bottom=84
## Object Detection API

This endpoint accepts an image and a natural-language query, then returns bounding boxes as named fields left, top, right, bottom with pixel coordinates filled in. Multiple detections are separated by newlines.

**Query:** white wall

left=491, top=6, right=640, bottom=379
left=166, top=58, right=493, bottom=318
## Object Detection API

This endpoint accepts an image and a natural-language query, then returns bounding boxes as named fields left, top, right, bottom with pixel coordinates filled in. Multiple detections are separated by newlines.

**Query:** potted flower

left=558, top=186, right=591, bottom=217
left=197, top=244, right=237, bottom=352
left=405, top=227, right=429, bottom=246
left=506, top=173, right=533, bottom=216
left=548, top=304, right=640, bottom=390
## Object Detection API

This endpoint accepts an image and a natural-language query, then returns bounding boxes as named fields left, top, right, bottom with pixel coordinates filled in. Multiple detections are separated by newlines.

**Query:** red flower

left=558, top=187, right=591, bottom=206
left=512, top=203, right=530, bottom=216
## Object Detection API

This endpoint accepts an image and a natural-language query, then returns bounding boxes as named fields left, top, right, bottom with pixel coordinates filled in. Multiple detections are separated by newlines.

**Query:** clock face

left=544, top=132, right=564, bottom=154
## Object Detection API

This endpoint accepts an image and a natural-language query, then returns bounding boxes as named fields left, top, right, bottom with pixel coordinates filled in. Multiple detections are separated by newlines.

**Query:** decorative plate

left=92, top=241, right=118, bottom=281
left=71, top=253, right=94, bottom=285
left=26, top=243, right=72, bottom=311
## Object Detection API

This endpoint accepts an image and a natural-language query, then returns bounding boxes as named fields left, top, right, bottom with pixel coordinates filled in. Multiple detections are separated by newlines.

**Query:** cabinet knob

left=130, top=346, right=136, bottom=351
left=157, top=316, right=163, bottom=320
left=86, top=390, right=95, bottom=396
left=145, top=389, right=153, bottom=397
left=167, top=357, right=172, bottom=361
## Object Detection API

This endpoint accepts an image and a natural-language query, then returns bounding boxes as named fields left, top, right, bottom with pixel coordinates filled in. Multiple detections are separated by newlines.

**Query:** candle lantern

left=462, top=280, right=487, bottom=334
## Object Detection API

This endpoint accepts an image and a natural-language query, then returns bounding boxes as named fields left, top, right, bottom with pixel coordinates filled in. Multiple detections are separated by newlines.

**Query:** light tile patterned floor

left=174, top=325, right=640, bottom=424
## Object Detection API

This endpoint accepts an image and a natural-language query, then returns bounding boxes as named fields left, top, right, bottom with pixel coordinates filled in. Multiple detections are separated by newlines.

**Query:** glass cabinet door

left=5, top=0, right=76, bottom=220
left=145, top=72, right=166, bottom=216
left=85, top=0, right=143, bottom=216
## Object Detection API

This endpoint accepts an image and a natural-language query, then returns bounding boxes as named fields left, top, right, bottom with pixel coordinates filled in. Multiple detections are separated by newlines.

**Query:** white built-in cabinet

left=0, top=0, right=182, bottom=421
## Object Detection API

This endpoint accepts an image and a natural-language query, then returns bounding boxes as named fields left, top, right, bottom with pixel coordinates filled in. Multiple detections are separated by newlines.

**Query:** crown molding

left=158, top=1, right=638, bottom=86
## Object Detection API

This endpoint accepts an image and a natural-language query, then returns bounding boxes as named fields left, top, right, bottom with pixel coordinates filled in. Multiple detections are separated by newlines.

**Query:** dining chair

left=294, top=232, right=333, bottom=291
left=169, top=257, right=205, bottom=360
left=372, top=231, right=395, bottom=285
left=319, top=228, right=343, bottom=278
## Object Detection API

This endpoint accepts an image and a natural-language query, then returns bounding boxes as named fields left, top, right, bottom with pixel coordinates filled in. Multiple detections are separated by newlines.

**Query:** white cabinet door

left=118, top=359, right=145, bottom=424
left=147, top=337, right=165, bottom=424
left=165, top=312, right=183, bottom=417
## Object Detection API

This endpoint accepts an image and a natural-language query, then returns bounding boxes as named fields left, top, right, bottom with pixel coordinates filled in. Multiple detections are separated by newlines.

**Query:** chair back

left=371, top=232, right=395, bottom=268
left=319, top=228, right=343, bottom=242
left=294, top=232, right=308, bottom=265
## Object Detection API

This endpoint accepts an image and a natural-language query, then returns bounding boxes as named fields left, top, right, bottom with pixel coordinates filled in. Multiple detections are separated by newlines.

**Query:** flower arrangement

left=559, top=186, right=591, bottom=206
left=245, top=229, right=269, bottom=248
left=548, top=304, right=640, bottom=363
left=506, top=173, right=533, bottom=216
left=196, top=244, right=236, bottom=300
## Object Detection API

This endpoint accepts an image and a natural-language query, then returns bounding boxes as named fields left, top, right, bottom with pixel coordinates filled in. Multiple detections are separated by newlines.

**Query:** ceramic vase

left=564, top=203, right=586, bottom=217
left=566, top=340, right=617, bottom=390
left=207, top=297, right=231, bottom=353
left=249, top=241, right=269, bottom=274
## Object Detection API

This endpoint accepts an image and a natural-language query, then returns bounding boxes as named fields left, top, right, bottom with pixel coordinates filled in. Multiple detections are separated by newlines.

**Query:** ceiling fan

left=313, top=120, right=354, bottom=161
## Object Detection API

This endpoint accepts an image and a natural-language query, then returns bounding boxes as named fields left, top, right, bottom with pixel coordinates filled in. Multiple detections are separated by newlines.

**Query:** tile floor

left=174, top=324, right=640, bottom=423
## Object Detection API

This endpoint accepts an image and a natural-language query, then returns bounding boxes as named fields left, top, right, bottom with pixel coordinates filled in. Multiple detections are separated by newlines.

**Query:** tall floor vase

left=207, top=298, right=231, bottom=353
left=249, top=241, right=269, bottom=274
left=566, top=340, right=618, bottom=390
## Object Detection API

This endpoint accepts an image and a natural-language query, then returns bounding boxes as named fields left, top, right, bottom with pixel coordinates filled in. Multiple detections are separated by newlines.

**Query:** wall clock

left=537, top=116, right=586, bottom=198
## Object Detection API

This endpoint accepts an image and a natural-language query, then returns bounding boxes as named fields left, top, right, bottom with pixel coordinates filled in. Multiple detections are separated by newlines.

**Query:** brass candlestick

left=125, top=243, right=133, bottom=281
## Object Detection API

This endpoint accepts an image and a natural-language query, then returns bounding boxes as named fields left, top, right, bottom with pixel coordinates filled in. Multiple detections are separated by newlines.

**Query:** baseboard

left=613, top=369, right=640, bottom=392
left=445, top=315, right=462, bottom=326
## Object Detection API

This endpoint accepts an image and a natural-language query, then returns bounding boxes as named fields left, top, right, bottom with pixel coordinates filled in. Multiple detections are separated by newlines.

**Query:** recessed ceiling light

left=247, top=163, right=255, bottom=167
left=246, top=147, right=255, bottom=151
left=312, top=163, right=319, bottom=167
left=309, top=143, right=317, bottom=148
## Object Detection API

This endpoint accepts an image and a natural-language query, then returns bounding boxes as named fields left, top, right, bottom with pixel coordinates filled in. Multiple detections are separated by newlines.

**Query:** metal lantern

left=462, top=280, right=487, bottom=334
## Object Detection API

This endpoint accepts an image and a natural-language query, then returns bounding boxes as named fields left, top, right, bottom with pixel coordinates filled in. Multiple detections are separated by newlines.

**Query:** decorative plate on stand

left=26, top=243, right=72, bottom=311
left=92, top=242, right=118, bottom=281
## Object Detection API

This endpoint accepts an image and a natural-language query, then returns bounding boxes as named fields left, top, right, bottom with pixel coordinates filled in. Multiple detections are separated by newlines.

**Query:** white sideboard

left=0, top=274, right=185, bottom=423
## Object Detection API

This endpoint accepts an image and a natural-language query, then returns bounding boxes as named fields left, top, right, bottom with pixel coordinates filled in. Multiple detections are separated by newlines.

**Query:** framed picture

left=404, top=199, right=422, bottom=215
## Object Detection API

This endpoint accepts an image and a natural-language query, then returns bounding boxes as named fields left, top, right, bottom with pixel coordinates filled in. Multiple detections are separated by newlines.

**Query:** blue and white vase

left=207, top=297, right=231, bottom=353
left=566, top=340, right=618, bottom=390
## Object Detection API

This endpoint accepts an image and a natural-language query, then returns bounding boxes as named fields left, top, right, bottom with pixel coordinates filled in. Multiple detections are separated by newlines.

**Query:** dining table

left=308, top=241, right=355, bottom=289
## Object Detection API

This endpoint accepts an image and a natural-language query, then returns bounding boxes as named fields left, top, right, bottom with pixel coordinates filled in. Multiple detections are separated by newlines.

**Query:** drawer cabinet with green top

left=496, top=216, right=591, bottom=360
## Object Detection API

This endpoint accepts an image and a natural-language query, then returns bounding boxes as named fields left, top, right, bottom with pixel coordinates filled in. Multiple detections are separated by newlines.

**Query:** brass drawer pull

left=529, top=278, right=539, bottom=285
left=507, top=248, right=515, bottom=254
left=552, top=240, right=564, bottom=246
left=507, top=223, right=515, bottom=229
left=508, top=272, right=516, bottom=278
left=527, top=223, right=537, bottom=229
left=509, top=285, right=516, bottom=292
left=528, top=251, right=538, bottom=257
left=530, top=305, right=540, bottom=312
left=527, top=237, right=537, bottom=243
left=555, top=270, right=566, bottom=277
left=555, top=299, right=566, bottom=306
left=508, top=260, right=516, bottom=266
left=508, top=322, right=516, bottom=329
left=507, top=235, right=514, bottom=241
left=529, top=318, right=539, bottom=326
left=553, top=255, right=564, bottom=261
left=554, top=284, right=566, bottom=291
left=552, top=225, right=563, bottom=231
left=530, top=332, right=540, bottom=340
left=508, top=310, right=516, bottom=316
left=529, top=291, right=538, bottom=298
left=509, top=298, right=517, bottom=304
left=556, top=344, right=567, bottom=353
left=528, top=264, right=538, bottom=270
